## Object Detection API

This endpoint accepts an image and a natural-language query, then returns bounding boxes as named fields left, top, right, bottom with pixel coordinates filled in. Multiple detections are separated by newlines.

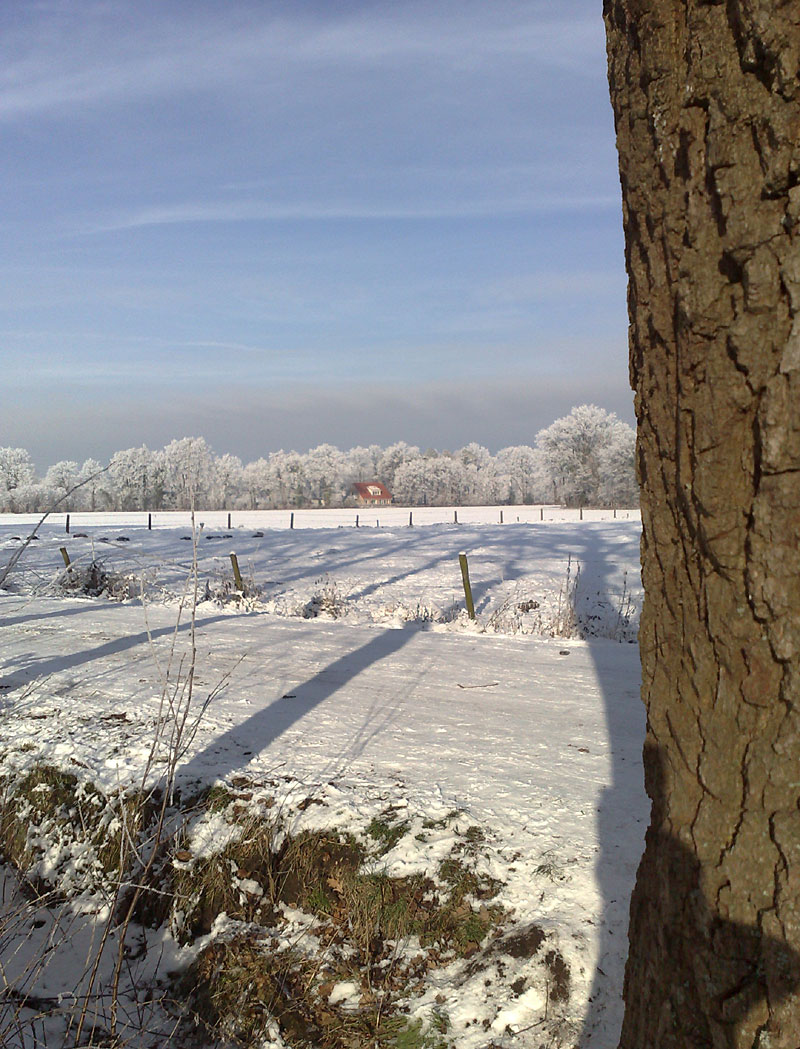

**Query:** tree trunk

left=604, top=2, right=800, bottom=1046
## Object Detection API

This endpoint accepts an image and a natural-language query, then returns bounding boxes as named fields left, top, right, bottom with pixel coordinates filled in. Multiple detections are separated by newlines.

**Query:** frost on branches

left=0, top=405, right=637, bottom=512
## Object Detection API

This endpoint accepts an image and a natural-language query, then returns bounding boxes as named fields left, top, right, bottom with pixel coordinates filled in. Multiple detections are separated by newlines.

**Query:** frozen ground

left=0, top=505, right=640, bottom=532
left=0, top=509, right=647, bottom=1048
left=1, top=506, right=642, bottom=642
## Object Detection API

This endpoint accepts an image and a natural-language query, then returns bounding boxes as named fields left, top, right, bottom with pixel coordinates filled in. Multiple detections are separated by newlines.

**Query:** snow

left=328, top=981, right=361, bottom=1008
left=0, top=504, right=639, bottom=532
left=0, top=509, right=647, bottom=1047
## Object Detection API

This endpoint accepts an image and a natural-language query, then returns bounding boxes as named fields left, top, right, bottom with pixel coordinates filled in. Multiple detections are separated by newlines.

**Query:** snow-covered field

left=0, top=510, right=647, bottom=1048
left=0, top=505, right=639, bottom=532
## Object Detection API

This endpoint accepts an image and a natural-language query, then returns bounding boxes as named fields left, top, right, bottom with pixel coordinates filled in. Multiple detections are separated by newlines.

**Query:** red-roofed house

left=350, top=482, right=393, bottom=506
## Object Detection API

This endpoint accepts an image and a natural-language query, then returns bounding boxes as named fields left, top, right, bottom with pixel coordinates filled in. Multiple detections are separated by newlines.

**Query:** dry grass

left=0, top=768, right=509, bottom=1049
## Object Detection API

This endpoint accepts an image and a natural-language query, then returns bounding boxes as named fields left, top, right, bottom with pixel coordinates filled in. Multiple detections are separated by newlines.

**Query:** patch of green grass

left=205, top=784, right=236, bottom=812
left=16, top=765, right=78, bottom=811
left=0, top=768, right=504, bottom=1048
left=93, top=788, right=150, bottom=876
left=306, top=884, right=334, bottom=914
left=421, top=809, right=462, bottom=830
left=174, top=817, right=277, bottom=940
left=381, top=1014, right=452, bottom=1049
left=367, top=809, right=411, bottom=854
left=463, top=825, right=485, bottom=846
left=418, top=853, right=502, bottom=956
left=344, top=870, right=429, bottom=955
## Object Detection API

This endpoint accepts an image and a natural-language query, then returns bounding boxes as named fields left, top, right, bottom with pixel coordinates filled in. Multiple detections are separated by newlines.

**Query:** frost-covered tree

left=344, top=445, right=383, bottom=484
left=454, top=443, right=494, bottom=504
left=536, top=404, right=636, bottom=506
left=597, top=426, right=637, bottom=507
left=109, top=446, right=164, bottom=511
left=213, top=453, right=244, bottom=509
left=0, top=417, right=641, bottom=514
left=393, top=455, right=467, bottom=506
left=6, top=483, right=53, bottom=513
left=44, top=461, right=80, bottom=510
left=495, top=445, right=546, bottom=504
left=0, top=448, right=36, bottom=510
left=241, top=458, right=271, bottom=509
left=163, top=437, right=214, bottom=509
left=266, top=450, right=306, bottom=507
left=303, top=444, right=346, bottom=507
left=377, top=442, right=420, bottom=492
left=0, top=448, right=36, bottom=494
left=392, top=458, right=429, bottom=505
left=77, top=459, right=112, bottom=512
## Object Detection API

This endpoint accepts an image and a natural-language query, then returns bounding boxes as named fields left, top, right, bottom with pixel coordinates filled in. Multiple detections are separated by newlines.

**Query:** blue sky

left=2, top=0, right=630, bottom=468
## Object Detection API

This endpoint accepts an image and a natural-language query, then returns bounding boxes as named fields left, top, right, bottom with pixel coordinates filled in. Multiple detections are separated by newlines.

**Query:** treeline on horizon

left=0, top=405, right=638, bottom=514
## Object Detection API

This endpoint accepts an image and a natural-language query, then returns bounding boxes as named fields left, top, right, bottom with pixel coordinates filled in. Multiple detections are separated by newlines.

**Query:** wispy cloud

left=0, top=328, right=270, bottom=355
left=86, top=193, right=620, bottom=233
left=3, top=0, right=627, bottom=468
left=1, top=1, right=603, bottom=120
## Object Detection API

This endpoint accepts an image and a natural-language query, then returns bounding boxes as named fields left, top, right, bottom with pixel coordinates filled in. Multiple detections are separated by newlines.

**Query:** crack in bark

left=606, top=1, right=800, bottom=1042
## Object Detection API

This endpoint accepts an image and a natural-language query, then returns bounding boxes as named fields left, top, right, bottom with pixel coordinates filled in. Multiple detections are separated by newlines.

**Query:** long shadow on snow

left=574, top=522, right=800, bottom=1047
left=256, top=521, right=551, bottom=597
left=341, top=522, right=566, bottom=606
left=0, top=612, right=232, bottom=688
left=315, top=522, right=592, bottom=610
left=174, top=521, right=647, bottom=1046
left=0, top=601, right=112, bottom=629
left=178, top=622, right=419, bottom=787
left=533, top=523, right=645, bottom=1047
left=253, top=528, right=438, bottom=590
left=462, top=522, right=622, bottom=615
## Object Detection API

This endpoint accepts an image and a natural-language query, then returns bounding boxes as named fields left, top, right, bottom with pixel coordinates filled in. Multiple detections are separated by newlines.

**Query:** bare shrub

left=298, top=575, right=350, bottom=619
left=57, top=559, right=140, bottom=600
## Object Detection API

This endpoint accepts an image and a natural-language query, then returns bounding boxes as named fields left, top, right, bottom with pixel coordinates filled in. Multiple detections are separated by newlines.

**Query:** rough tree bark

left=604, top=2, right=800, bottom=1046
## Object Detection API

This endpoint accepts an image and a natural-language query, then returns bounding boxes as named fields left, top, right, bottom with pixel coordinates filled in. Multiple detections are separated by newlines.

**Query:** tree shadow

left=0, top=612, right=232, bottom=688
left=617, top=744, right=800, bottom=1047
left=256, top=528, right=448, bottom=589
left=258, top=522, right=557, bottom=605
left=0, top=600, right=108, bottom=629
left=530, top=524, right=645, bottom=1045
left=178, top=622, right=420, bottom=787
left=577, top=528, right=800, bottom=1046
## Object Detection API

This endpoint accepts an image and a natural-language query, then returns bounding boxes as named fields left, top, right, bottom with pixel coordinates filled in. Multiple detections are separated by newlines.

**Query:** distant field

left=0, top=503, right=641, bottom=532
left=1, top=512, right=643, bottom=642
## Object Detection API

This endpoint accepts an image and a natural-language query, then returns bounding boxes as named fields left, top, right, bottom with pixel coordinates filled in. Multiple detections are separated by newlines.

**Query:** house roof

left=351, top=481, right=392, bottom=500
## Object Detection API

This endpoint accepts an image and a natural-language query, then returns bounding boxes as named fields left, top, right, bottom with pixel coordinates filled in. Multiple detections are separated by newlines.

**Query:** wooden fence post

left=454, top=510, right=458, bottom=524
left=409, top=512, right=413, bottom=527
left=230, top=552, right=244, bottom=593
left=65, top=514, right=70, bottom=534
left=148, top=513, right=152, bottom=530
left=290, top=512, right=294, bottom=529
left=227, top=512, right=232, bottom=529
left=59, top=547, right=71, bottom=568
left=540, top=507, right=544, bottom=521
left=459, top=552, right=476, bottom=620
left=356, top=514, right=359, bottom=528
